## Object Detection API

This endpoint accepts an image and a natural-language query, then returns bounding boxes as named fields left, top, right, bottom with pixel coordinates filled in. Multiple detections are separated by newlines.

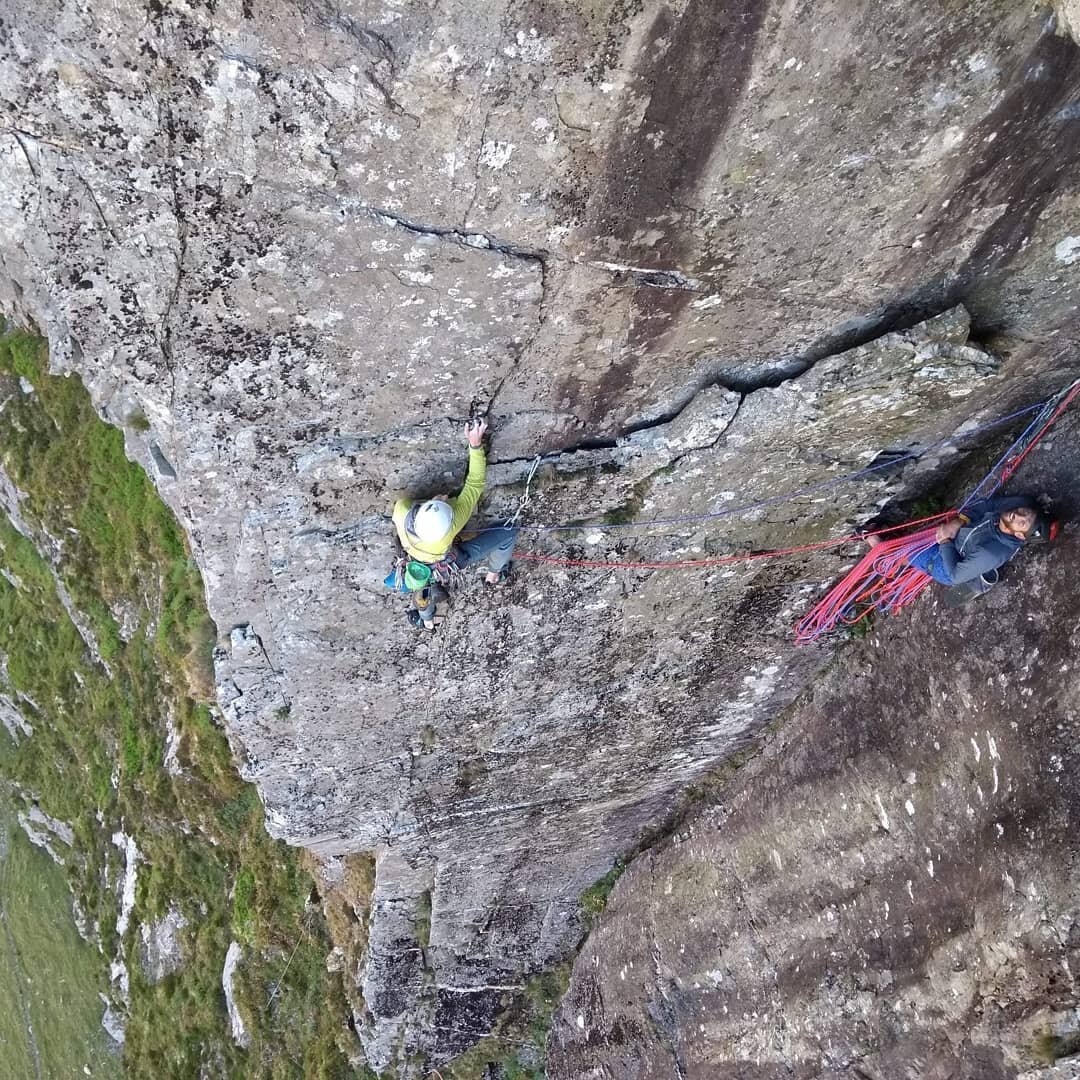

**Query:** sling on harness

left=383, top=551, right=462, bottom=594
left=384, top=550, right=462, bottom=631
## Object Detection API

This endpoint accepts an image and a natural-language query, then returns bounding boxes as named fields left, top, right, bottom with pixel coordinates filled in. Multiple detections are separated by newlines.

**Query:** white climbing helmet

left=412, top=499, right=453, bottom=543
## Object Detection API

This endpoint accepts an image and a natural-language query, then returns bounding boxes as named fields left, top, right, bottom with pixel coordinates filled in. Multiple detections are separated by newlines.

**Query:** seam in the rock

left=647, top=920, right=688, bottom=1080
left=75, top=173, right=120, bottom=244
left=360, top=202, right=705, bottom=294
left=485, top=253, right=550, bottom=416
left=721, top=850, right=795, bottom=1072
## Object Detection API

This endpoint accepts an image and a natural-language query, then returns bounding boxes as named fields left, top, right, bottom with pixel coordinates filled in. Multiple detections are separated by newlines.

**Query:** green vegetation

left=125, top=409, right=151, bottom=433
left=0, top=795, right=120, bottom=1080
left=908, top=492, right=950, bottom=519
left=580, top=860, right=625, bottom=923
left=1032, top=1028, right=1080, bottom=1064
left=442, top=964, right=571, bottom=1080
left=0, top=330, right=364, bottom=1078
left=600, top=499, right=643, bottom=526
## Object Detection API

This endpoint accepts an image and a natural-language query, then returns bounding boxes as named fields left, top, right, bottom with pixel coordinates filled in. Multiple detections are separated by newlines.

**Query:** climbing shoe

left=942, top=568, right=999, bottom=608
left=406, top=609, right=444, bottom=631
left=484, top=564, right=513, bottom=586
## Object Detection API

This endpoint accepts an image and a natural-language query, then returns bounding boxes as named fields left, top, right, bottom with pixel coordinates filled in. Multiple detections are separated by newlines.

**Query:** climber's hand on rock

left=467, top=418, right=488, bottom=448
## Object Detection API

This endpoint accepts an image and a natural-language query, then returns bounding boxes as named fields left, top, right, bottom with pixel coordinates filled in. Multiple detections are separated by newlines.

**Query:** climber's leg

left=456, top=527, right=518, bottom=579
left=905, top=544, right=955, bottom=585
left=413, top=587, right=438, bottom=630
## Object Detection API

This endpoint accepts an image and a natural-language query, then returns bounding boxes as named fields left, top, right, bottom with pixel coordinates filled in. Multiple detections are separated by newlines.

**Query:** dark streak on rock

left=591, top=0, right=767, bottom=263
left=364, top=204, right=549, bottom=269
left=149, top=441, right=178, bottom=479
left=575, top=0, right=767, bottom=410
left=932, top=25, right=1080, bottom=287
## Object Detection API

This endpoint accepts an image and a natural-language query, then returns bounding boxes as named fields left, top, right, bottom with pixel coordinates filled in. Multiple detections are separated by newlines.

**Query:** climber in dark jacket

left=870, top=495, right=1055, bottom=588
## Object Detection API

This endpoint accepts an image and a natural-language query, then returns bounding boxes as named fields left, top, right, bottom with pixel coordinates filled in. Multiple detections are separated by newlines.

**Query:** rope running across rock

left=793, top=378, right=1080, bottom=644
left=493, top=380, right=1079, bottom=643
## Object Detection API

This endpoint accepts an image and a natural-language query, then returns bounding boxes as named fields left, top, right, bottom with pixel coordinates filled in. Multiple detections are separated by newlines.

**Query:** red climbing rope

left=1000, top=379, right=1080, bottom=483
left=515, top=513, right=952, bottom=571
left=792, top=526, right=937, bottom=645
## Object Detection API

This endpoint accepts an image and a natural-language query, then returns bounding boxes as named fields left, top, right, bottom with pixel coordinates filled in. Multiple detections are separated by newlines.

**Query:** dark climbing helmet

left=1027, top=511, right=1060, bottom=545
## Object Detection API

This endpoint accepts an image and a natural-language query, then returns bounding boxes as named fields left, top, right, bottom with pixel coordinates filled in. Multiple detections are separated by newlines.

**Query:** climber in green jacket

left=392, top=418, right=517, bottom=628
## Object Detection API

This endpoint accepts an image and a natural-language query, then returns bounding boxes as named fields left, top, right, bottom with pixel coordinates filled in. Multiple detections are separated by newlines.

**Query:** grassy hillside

left=0, top=793, right=120, bottom=1080
left=0, top=329, right=369, bottom=1078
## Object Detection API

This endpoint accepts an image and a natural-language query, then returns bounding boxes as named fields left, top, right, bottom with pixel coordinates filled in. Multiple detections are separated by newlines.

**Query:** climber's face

left=1000, top=507, right=1036, bottom=539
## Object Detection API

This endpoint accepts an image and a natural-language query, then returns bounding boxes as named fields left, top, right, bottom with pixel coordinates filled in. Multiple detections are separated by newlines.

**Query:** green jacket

left=392, top=447, right=487, bottom=562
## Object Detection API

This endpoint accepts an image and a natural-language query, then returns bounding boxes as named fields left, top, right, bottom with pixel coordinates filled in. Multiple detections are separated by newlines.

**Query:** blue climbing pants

left=906, top=544, right=953, bottom=585
left=456, top=526, right=518, bottom=572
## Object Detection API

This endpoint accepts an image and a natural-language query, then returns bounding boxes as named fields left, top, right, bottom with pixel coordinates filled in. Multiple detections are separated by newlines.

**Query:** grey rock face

left=1057, top=2, right=1080, bottom=43
left=16, top=804, right=74, bottom=865
left=100, top=996, right=126, bottom=1046
left=549, top=416, right=1080, bottom=1078
left=222, top=941, right=251, bottom=1049
left=0, top=693, right=33, bottom=742
left=139, top=906, right=189, bottom=985
left=2, top=0, right=1079, bottom=1070
left=109, top=831, right=138, bottom=1010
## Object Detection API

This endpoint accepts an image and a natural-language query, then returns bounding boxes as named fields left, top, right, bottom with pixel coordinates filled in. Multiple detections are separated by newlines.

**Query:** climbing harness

left=384, top=554, right=461, bottom=593
left=385, top=548, right=464, bottom=634
left=384, top=556, right=433, bottom=593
